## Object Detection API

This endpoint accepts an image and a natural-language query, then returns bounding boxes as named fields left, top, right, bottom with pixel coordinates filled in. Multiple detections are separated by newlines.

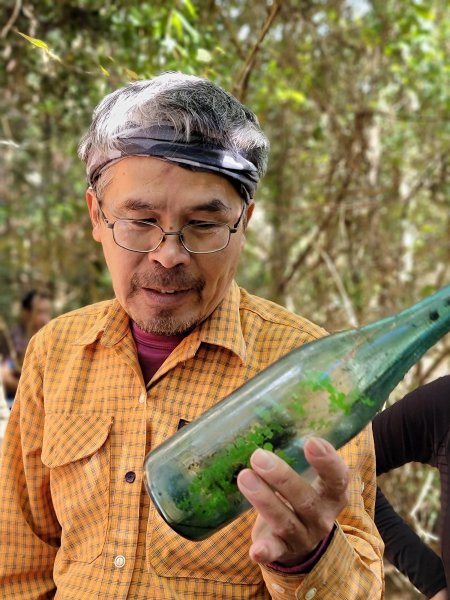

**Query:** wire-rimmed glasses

left=97, top=201, right=246, bottom=254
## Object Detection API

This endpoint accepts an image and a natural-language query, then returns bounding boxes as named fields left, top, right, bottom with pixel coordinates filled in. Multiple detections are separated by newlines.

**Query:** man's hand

left=237, top=437, right=349, bottom=566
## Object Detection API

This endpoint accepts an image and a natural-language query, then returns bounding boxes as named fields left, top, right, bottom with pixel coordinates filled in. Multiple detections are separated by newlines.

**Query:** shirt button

left=125, top=471, right=136, bottom=483
left=272, top=582, right=285, bottom=593
left=305, top=588, right=317, bottom=600
left=114, top=555, right=126, bottom=568
left=139, top=391, right=146, bottom=403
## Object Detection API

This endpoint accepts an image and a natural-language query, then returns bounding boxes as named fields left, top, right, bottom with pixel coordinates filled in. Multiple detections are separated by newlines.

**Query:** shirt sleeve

left=0, top=332, right=60, bottom=598
left=372, top=377, right=450, bottom=597
left=267, top=527, right=335, bottom=574
left=259, top=425, right=384, bottom=599
left=375, top=486, right=446, bottom=597
left=373, top=375, right=450, bottom=473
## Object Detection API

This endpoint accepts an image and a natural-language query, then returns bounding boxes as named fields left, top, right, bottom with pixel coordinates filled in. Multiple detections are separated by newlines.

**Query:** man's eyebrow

left=188, top=198, right=232, bottom=213
left=120, top=198, right=158, bottom=212
left=119, top=197, right=232, bottom=213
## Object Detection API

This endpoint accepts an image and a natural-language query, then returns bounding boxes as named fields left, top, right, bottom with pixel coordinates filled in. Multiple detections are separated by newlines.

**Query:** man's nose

left=148, top=233, right=191, bottom=269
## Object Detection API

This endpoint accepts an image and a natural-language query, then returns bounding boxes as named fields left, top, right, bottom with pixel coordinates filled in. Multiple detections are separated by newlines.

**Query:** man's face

left=86, top=156, right=254, bottom=335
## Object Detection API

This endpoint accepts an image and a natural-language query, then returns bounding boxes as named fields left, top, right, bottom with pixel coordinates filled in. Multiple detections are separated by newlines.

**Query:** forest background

left=1, top=0, right=449, bottom=596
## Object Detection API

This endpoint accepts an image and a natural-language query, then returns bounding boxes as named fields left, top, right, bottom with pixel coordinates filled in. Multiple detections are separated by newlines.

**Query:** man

left=0, top=73, right=383, bottom=599
left=1, top=290, right=52, bottom=402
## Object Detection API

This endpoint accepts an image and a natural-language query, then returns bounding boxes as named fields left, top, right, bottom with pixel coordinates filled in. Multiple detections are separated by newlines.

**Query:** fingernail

left=252, top=448, right=276, bottom=470
left=306, top=437, right=329, bottom=457
left=239, top=470, right=261, bottom=491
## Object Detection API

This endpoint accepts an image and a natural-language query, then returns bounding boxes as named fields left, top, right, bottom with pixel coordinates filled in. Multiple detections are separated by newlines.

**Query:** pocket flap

left=42, top=413, right=114, bottom=468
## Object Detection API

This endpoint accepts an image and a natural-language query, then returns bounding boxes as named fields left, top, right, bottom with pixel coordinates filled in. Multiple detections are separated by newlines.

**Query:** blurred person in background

left=0, top=320, right=11, bottom=445
left=0, top=369, right=9, bottom=448
left=1, top=290, right=52, bottom=405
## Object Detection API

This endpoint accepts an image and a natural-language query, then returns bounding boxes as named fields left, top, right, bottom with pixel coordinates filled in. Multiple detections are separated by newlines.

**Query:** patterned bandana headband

left=86, top=125, right=260, bottom=202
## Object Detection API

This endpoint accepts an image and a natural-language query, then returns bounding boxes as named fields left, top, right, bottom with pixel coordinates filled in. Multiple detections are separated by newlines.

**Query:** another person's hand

left=237, top=437, right=348, bottom=566
left=430, top=589, right=449, bottom=600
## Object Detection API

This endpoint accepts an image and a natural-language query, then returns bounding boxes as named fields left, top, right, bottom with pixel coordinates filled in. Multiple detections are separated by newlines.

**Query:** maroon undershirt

left=130, top=319, right=333, bottom=573
left=131, top=321, right=184, bottom=384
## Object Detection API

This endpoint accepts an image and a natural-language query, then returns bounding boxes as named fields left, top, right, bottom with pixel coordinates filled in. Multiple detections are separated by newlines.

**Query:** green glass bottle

left=143, top=285, right=450, bottom=541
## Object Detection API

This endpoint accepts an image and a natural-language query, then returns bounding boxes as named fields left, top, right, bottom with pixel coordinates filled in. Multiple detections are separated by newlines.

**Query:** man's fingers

left=244, top=443, right=347, bottom=530
left=248, top=535, right=287, bottom=565
left=237, top=442, right=349, bottom=565
left=237, top=466, right=300, bottom=526
left=237, top=466, right=311, bottom=561
left=247, top=444, right=345, bottom=510
left=244, top=450, right=318, bottom=524
left=303, top=437, right=349, bottom=502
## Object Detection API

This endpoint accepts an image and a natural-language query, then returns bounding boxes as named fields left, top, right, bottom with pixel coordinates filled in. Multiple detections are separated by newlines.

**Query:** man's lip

left=143, top=287, right=191, bottom=294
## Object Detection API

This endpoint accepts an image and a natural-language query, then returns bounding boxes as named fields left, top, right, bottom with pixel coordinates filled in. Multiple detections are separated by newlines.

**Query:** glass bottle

left=143, top=285, right=450, bottom=540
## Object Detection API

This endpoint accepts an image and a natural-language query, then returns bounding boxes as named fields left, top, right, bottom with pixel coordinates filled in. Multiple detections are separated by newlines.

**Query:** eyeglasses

left=97, top=201, right=247, bottom=254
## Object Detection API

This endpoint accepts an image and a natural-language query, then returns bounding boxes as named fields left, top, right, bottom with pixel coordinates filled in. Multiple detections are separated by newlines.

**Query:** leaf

left=125, top=68, right=140, bottom=80
left=47, top=50, right=62, bottom=63
left=275, top=87, right=307, bottom=107
left=196, top=48, right=212, bottom=63
left=17, top=31, right=49, bottom=50
left=173, top=10, right=200, bottom=42
left=169, top=10, right=184, bottom=39
left=17, top=31, right=62, bottom=62
left=181, top=0, right=197, bottom=18
left=99, top=64, right=110, bottom=77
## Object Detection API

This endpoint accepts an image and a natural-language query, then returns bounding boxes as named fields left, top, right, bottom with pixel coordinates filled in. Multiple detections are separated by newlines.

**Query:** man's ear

left=245, top=201, right=255, bottom=227
left=86, top=188, right=102, bottom=243
left=240, top=200, right=255, bottom=249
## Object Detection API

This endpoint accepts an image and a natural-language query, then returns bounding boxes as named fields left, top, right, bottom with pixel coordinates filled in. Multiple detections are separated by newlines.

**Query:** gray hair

left=78, top=72, right=269, bottom=196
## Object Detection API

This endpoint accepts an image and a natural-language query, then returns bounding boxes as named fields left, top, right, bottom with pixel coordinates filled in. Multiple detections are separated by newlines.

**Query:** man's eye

left=125, top=219, right=157, bottom=230
left=133, top=217, right=159, bottom=226
left=190, top=222, right=222, bottom=230
left=137, top=217, right=157, bottom=224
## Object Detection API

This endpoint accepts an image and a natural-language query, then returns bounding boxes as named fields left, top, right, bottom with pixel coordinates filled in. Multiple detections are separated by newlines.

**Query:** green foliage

left=2, top=0, right=449, bottom=325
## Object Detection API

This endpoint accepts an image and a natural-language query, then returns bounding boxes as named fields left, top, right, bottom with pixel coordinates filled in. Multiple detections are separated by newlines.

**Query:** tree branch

left=320, top=250, right=359, bottom=327
left=232, top=1, right=282, bottom=102
left=216, top=5, right=246, bottom=60
left=280, top=166, right=354, bottom=291
left=1, top=0, right=22, bottom=39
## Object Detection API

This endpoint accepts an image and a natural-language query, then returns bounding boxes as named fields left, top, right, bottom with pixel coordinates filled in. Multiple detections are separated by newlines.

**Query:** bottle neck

left=359, top=285, right=450, bottom=400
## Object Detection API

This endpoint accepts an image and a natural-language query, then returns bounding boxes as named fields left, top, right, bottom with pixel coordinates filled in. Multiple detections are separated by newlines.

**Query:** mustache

left=129, top=267, right=205, bottom=296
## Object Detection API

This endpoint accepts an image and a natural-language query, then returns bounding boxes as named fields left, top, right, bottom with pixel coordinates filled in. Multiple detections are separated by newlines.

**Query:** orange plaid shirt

left=0, top=281, right=383, bottom=599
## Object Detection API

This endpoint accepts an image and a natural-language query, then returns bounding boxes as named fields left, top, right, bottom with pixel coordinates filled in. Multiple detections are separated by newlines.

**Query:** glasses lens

left=182, top=223, right=230, bottom=253
left=114, top=220, right=163, bottom=252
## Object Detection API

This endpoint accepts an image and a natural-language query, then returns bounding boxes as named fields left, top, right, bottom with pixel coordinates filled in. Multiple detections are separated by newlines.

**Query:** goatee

left=128, top=266, right=206, bottom=336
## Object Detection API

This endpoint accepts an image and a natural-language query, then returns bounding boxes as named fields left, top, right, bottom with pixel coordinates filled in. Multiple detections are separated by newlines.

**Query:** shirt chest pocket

left=41, top=413, right=114, bottom=564
left=147, top=507, right=262, bottom=585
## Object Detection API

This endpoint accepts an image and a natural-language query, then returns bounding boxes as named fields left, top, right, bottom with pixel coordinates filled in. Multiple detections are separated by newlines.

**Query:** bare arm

left=431, top=589, right=449, bottom=600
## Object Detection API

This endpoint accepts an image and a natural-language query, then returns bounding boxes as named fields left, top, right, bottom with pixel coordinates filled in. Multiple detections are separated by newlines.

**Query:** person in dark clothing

left=1, top=290, right=52, bottom=403
left=375, top=487, right=446, bottom=598
left=373, top=375, right=450, bottom=599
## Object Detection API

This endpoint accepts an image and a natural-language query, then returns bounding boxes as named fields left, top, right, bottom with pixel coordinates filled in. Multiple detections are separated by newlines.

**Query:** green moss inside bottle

left=150, top=373, right=373, bottom=538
